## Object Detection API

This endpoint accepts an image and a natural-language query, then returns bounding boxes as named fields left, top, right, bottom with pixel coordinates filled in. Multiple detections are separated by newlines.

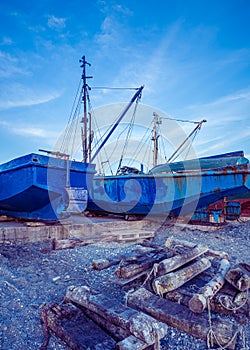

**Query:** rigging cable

left=161, top=116, right=201, bottom=124
left=126, top=121, right=154, bottom=168
left=116, top=98, right=140, bottom=174
left=59, top=78, right=82, bottom=157
left=169, top=127, right=200, bottom=163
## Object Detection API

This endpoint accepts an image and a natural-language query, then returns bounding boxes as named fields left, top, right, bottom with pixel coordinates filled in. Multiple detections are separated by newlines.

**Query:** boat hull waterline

left=87, top=164, right=250, bottom=219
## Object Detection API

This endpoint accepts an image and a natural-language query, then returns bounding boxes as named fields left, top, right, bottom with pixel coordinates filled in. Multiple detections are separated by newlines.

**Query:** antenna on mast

left=79, top=55, right=93, bottom=163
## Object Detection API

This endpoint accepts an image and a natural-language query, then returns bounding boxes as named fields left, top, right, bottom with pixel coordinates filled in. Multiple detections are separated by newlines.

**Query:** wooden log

left=91, top=257, right=122, bottom=270
left=115, top=249, right=173, bottom=279
left=164, top=236, right=229, bottom=259
left=127, top=287, right=237, bottom=350
left=65, top=285, right=168, bottom=345
left=189, top=258, right=231, bottom=313
left=152, top=257, right=211, bottom=295
left=225, top=263, right=250, bottom=291
left=165, top=280, right=250, bottom=321
left=91, top=248, right=153, bottom=271
left=156, top=244, right=208, bottom=276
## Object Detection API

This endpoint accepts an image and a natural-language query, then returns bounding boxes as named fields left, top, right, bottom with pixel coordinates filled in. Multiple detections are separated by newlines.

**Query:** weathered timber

left=165, top=280, right=250, bottom=322
left=92, top=257, right=122, bottom=270
left=91, top=248, right=153, bottom=271
left=81, top=307, right=131, bottom=341
left=52, top=238, right=88, bottom=250
left=225, top=263, right=250, bottom=291
left=41, top=307, right=87, bottom=350
left=127, top=287, right=237, bottom=350
left=189, top=258, right=231, bottom=313
left=152, top=257, right=211, bottom=295
left=111, top=269, right=151, bottom=286
left=164, top=236, right=229, bottom=259
left=115, top=249, right=173, bottom=279
left=65, top=285, right=168, bottom=346
left=156, top=244, right=208, bottom=276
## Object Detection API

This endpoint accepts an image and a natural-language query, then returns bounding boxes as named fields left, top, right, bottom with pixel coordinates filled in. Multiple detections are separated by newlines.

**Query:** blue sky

left=0, top=0, right=250, bottom=170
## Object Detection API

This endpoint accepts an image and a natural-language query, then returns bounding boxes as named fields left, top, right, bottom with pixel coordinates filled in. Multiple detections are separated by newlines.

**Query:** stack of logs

left=91, top=237, right=250, bottom=349
left=40, top=237, right=249, bottom=350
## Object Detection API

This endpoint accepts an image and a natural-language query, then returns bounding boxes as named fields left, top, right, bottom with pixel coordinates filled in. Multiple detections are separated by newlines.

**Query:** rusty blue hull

left=87, top=155, right=250, bottom=219
left=0, top=153, right=95, bottom=220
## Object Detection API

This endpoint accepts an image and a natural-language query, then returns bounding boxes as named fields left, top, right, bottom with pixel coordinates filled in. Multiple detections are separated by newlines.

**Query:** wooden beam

left=189, top=258, right=231, bottom=313
left=127, top=287, right=237, bottom=350
left=156, top=244, right=208, bottom=276
left=65, top=285, right=168, bottom=346
left=164, top=236, right=229, bottom=259
left=115, top=249, right=173, bottom=279
left=152, top=258, right=211, bottom=295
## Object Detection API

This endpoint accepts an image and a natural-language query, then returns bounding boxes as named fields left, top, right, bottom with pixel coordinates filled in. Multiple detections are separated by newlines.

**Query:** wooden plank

left=156, top=244, right=208, bottom=276
left=164, top=236, right=229, bottom=259
left=127, top=287, right=237, bottom=350
left=152, top=258, right=211, bottom=295
left=65, top=285, right=168, bottom=345
left=91, top=248, right=154, bottom=271
left=189, top=258, right=231, bottom=313
left=115, top=249, right=173, bottom=279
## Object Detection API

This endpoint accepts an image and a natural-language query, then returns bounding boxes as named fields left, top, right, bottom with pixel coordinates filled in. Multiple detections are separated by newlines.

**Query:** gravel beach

left=0, top=219, right=250, bottom=350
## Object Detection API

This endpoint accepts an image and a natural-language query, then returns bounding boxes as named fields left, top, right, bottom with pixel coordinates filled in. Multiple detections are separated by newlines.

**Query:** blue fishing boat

left=0, top=153, right=95, bottom=220
left=87, top=154, right=250, bottom=219
left=87, top=110, right=250, bottom=220
left=0, top=56, right=96, bottom=220
left=0, top=56, right=144, bottom=221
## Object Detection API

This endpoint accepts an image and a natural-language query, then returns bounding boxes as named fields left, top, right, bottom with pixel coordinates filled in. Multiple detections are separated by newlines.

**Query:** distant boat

left=87, top=113, right=250, bottom=220
left=0, top=56, right=143, bottom=220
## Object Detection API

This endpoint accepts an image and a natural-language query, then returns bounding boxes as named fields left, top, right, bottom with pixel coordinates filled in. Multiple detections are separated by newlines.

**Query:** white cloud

left=47, top=15, right=67, bottom=30
left=0, top=37, right=13, bottom=46
left=0, top=119, right=59, bottom=139
left=0, top=83, right=61, bottom=110
left=0, top=51, right=28, bottom=78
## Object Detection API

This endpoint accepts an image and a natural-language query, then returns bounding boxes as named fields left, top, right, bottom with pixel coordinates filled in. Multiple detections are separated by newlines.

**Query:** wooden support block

left=65, top=285, right=168, bottom=346
left=152, top=258, right=211, bottom=295
left=189, top=258, right=231, bottom=313
left=127, top=287, right=237, bottom=350
left=156, top=244, right=208, bottom=276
